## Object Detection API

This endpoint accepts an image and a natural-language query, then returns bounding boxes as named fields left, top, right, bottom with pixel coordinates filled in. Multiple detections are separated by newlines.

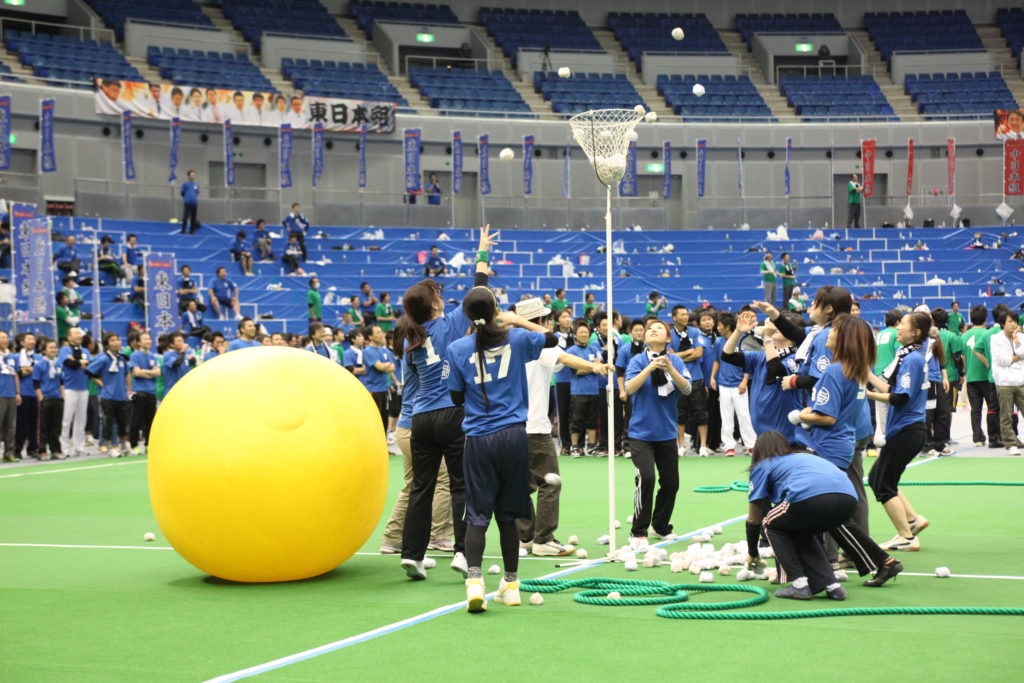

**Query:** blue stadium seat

left=349, top=1, right=460, bottom=38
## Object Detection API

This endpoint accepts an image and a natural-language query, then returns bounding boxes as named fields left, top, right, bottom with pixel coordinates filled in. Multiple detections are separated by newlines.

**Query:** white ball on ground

left=655, top=548, right=668, bottom=560
left=613, top=519, right=621, bottom=529
left=423, top=557, right=437, bottom=569
left=518, top=547, right=527, bottom=557
left=712, top=526, right=724, bottom=535
left=488, top=564, right=500, bottom=575
left=624, top=559, right=638, bottom=571
left=689, top=564, right=701, bottom=576
left=607, top=591, right=621, bottom=599
left=935, top=566, right=951, bottom=578
left=699, top=571, right=714, bottom=583
left=596, top=534, right=610, bottom=545
left=633, top=104, right=646, bottom=116
left=499, top=147, right=514, bottom=162
left=765, top=567, right=778, bottom=582
left=644, top=111, right=658, bottom=124
left=143, top=532, right=156, bottom=542
left=557, top=66, right=571, bottom=78
left=833, top=569, right=848, bottom=582
left=626, top=515, right=634, bottom=524
left=671, top=27, right=685, bottom=41
left=737, top=568, right=753, bottom=581
left=529, top=592, right=544, bottom=605
left=760, top=546, right=774, bottom=559
left=788, top=409, right=803, bottom=426
left=642, top=557, right=655, bottom=568
left=692, top=83, right=705, bottom=97
left=719, top=565, right=731, bottom=576
left=567, top=535, right=579, bottom=545
left=670, top=559, right=685, bottom=573
left=543, top=472, right=561, bottom=485
left=575, top=548, right=588, bottom=559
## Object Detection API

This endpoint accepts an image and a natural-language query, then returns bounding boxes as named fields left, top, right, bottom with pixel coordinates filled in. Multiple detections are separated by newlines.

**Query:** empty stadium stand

left=149, top=49, right=273, bottom=91
left=905, top=72, right=1017, bottom=117
left=865, top=11, right=984, bottom=62
left=411, top=66, right=528, bottom=115
left=535, top=71, right=644, bottom=115
left=607, top=12, right=728, bottom=64
left=658, top=75, right=773, bottom=121
left=86, top=0, right=213, bottom=40
left=284, top=59, right=407, bottom=105
left=349, top=1, right=461, bottom=38
left=480, top=9, right=602, bottom=65
left=218, top=0, right=348, bottom=50
left=780, top=75, right=896, bottom=121
left=735, top=13, right=843, bottom=47
left=4, top=30, right=142, bottom=87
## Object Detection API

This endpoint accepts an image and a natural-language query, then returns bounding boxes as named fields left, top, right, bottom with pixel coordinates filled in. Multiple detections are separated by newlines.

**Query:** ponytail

left=393, top=280, right=438, bottom=358
left=464, top=287, right=506, bottom=412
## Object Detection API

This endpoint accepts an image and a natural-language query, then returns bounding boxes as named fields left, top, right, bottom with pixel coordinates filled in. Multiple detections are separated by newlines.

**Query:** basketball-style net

left=569, top=108, right=644, bottom=558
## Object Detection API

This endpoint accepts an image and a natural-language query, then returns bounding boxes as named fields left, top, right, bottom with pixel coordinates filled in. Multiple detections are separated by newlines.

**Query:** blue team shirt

left=182, top=310, right=204, bottom=335
left=406, top=306, right=472, bottom=415
left=32, top=358, right=63, bottom=398
left=181, top=181, right=200, bottom=204
left=794, top=362, right=865, bottom=469
left=626, top=352, right=691, bottom=443
left=54, top=244, right=79, bottom=263
left=426, top=255, right=444, bottom=271
left=925, top=339, right=942, bottom=382
left=57, top=345, right=92, bottom=391
left=671, top=326, right=706, bottom=381
left=699, top=331, right=716, bottom=381
left=363, top=345, right=396, bottom=392
left=742, top=350, right=802, bottom=441
left=88, top=352, right=129, bottom=402
left=615, top=342, right=640, bottom=375
left=124, top=245, right=142, bottom=266
left=231, top=237, right=251, bottom=254
left=227, top=339, right=261, bottom=353
left=178, top=276, right=198, bottom=302
left=397, top=359, right=419, bottom=429
left=714, top=337, right=745, bottom=387
left=129, top=350, right=158, bottom=394
left=554, top=331, right=573, bottom=383
left=283, top=213, right=309, bottom=234
left=444, top=328, right=546, bottom=436
left=211, top=277, right=237, bottom=304
left=886, top=350, right=928, bottom=437
left=748, top=452, right=856, bottom=505
left=0, top=353, right=18, bottom=397
left=162, top=349, right=194, bottom=392
left=565, top=343, right=603, bottom=395
left=18, top=351, right=42, bottom=397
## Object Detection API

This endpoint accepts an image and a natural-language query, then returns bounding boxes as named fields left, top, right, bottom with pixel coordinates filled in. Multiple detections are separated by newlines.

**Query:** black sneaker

left=774, top=585, right=813, bottom=600
left=863, top=560, right=903, bottom=587
left=826, top=585, right=847, bottom=601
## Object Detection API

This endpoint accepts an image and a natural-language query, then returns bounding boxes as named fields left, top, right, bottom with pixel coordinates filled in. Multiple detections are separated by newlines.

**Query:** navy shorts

left=463, top=423, right=532, bottom=526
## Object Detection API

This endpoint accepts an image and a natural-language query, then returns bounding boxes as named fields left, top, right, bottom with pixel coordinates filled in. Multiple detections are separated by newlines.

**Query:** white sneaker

left=650, top=530, right=678, bottom=541
left=698, top=446, right=711, bottom=457
left=386, top=431, right=397, bottom=445
left=677, top=446, right=686, bottom=457
left=496, top=578, right=521, bottom=606
left=99, top=445, right=108, bottom=454
left=629, top=536, right=649, bottom=552
left=400, top=559, right=426, bottom=580
left=1007, top=446, right=1022, bottom=455
left=532, top=540, right=574, bottom=556
left=465, top=577, right=487, bottom=612
left=387, top=442, right=403, bottom=456
left=450, top=552, right=469, bottom=578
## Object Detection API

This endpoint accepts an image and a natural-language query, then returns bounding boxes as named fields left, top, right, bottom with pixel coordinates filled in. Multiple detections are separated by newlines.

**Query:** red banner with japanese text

left=1004, top=139, right=1024, bottom=196
left=947, top=138, right=956, bottom=196
left=905, top=138, right=914, bottom=197
left=861, top=139, right=876, bottom=197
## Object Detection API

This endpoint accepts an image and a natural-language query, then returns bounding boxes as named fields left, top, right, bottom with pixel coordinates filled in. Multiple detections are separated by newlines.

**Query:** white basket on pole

left=568, top=107, right=644, bottom=559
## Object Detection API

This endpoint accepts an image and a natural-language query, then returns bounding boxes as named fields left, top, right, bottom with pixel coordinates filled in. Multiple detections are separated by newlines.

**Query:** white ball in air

left=692, top=83, right=705, bottom=97
left=671, top=27, right=685, bottom=41
left=543, top=472, right=561, bottom=485
left=644, top=111, right=658, bottom=123
left=499, top=147, right=514, bottom=162
left=633, top=104, right=646, bottom=116
left=557, top=66, right=571, bottom=78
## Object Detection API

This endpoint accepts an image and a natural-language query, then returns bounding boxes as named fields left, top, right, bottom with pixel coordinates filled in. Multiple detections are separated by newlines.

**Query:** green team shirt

left=939, top=328, right=963, bottom=383
left=848, top=181, right=862, bottom=204
left=947, top=311, right=965, bottom=334
left=646, top=300, right=667, bottom=316
left=582, top=303, right=598, bottom=318
left=760, top=260, right=777, bottom=283
left=977, top=326, right=1002, bottom=383
left=874, top=326, right=899, bottom=374
left=375, top=302, right=394, bottom=331
left=962, top=327, right=991, bottom=383
left=780, top=261, right=797, bottom=285
left=550, top=298, right=570, bottom=314
left=307, top=289, right=322, bottom=319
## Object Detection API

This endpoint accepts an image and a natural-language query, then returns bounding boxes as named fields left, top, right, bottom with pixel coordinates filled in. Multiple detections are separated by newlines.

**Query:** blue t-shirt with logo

left=227, top=339, right=261, bottom=353
left=211, top=277, right=237, bottom=304
left=397, top=359, right=419, bottom=430
left=749, top=452, right=855, bottom=505
left=57, top=345, right=92, bottom=391
left=0, top=353, right=18, bottom=398
left=554, top=331, right=573, bottom=383
left=742, top=350, right=802, bottom=442
left=161, top=349, right=194, bottom=393
left=794, top=362, right=865, bottom=469
left=18, top=351, right=42, bottom=397
left=925, top=338, right=942, bottom=382
left=671, top=325, right=706, bottom=382
left=363, top=345, right=396, bottom=393
left=32, top=358, right=63, bottom=398
left=445, top=328, right=546, bottom=436
left=886, top=350, right=927, bottom=437
left=626, top=352, right=691, bottom=443
left=88, top=351, right=130, bottom=402
left=406, top=306, right=472, bottom=415
left=565, top=343, right=603, bottom=396
left=181, top=180, right=200, bottom=205
left=714, top=336, right=745, bottom=388
left=129, top=350, right=158, bottom=394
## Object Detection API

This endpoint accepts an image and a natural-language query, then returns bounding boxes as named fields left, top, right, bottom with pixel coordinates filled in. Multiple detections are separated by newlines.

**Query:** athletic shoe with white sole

left=908, top=515, right=930, bottom=536
left=938, top=445, right=956, bottom=456
left=379, top=544, right=400, bottom=555
left=826, top=585, right=847, bottom=601
left=774, top=585, right=813, bottom=600
left=496, top=578, right=521, bottom=606
left=880, top=535, right=920, bottom=551
left=427, top=539, right=455, bottom=552
left=450, top=552, right=469, bottom=578
left=650, top=530, right=678, bottom=541
left=724, top=449, right=735, bottom=457
left=677, top=446, right=686, bottom=457
left=629, top=536, right=649, bottom=552
left=99, top=445, right=108, bottom=454
left=401, top=559, right=426, bottom=580
left=532, top=540, right=574, bottom=556
left=698, top=446, right=711, bottom=457
left=1008, top=446, right=1022, bottom=455
left=863, top=559, right=903, bottom=587
left=974, top=441, right=986, bottom=447
left=465, top=577, right=487, bottom=612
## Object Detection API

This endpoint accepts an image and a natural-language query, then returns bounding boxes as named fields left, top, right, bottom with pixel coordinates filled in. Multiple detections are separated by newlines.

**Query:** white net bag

left=569, top=108, right=644, bottom=188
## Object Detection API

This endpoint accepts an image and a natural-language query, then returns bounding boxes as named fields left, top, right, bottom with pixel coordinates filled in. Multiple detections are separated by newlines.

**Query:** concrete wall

left=1, top=80, right=1016, bottom=230
left=752, top=34, right=854, bottom=84
left=124, top=20, right=234, bottom=59
left=373, top=22, right=480, bottom=73
left=517, top=50, right=619, bottom=80
left=261, top=33, right=368, bottom=72
left=892, top=51, right=995, bottom=86
left=641, top=54, right=740, bottom=86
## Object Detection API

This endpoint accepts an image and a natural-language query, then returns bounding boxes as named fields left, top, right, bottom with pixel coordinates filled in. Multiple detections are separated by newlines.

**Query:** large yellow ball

left=147, top=346, right=387, bottom=582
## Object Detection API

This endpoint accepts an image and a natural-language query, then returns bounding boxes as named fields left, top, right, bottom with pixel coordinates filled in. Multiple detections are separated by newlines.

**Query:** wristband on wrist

left=475, top=250, right=489, bottom=264
left=789, top=375, right=797, bottom=390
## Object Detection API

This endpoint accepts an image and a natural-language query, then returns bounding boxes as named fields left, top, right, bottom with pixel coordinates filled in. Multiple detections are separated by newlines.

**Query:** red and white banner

left=861, top=139, right=876, bottom=197
left=905, top=138, right=914, bottom=197
left=947, top=137, right=956, bottom=196
left=1004, top=139, right=1024, bottom=196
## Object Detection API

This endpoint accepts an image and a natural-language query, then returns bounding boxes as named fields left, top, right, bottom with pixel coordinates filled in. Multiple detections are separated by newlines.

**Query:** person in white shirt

left=990, top=310, right=1024, bottom=454
left=95, top=79, right=124, bottom=115
left=224, top=91, right=247, bottom=124
left=513, top=298, right=611, bottom=556
left=183, top=88, right=205, bottom=122
left=165, top=87, right=187, bottom=119
left=202, top=88, right=223, bottom=124
left=244, top=93, right=268, bottom=126
left=265, top=94, right=287, bottom=127
left=283, top=96, right=308, bottom=128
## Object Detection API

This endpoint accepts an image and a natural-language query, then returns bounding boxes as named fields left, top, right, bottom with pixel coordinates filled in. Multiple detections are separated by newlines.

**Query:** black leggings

left=371, top=391, right=389, bottom=430
left=868, top=422, right=927, bottom=504
left=764, top=493, right=856, bottom=593
left=629, top=439, right=678, bottom=538
left=925, top=381, right=951, bottom=450
left=100, top=399, right=130, bottom=441
left=466, top=520, right=519, bottom=576
left=40, top=397, right=63, bottom=455
left=15, top=394, right=39, bottom=455
left=555, top=382, right=571, bottom=450
left=129, top=392, right=156, bottom=448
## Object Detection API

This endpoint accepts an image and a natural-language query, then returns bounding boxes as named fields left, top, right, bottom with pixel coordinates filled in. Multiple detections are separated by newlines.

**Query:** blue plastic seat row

left=86, top=0, right=213, bottom=40
left=607, top=12, right=728, bottom=60
left=220, top=0, right=347, bottom=49
left=350, top=1, right=460, bottom=38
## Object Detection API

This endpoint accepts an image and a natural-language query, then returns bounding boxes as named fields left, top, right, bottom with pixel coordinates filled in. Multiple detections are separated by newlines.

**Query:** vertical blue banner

left=523, top=134, right=534, bottom=196
left=662, top=141, right=672, bottom=199
left=312, top=122, right=325, bottom=187
left=696, top=138, right=707, bottom=198
left=562, top=143, right=570, bottom=198
left=11, top=203, right=37, bottom=315
left=145, top=252, right=180, bottom=336
left=737, top=137, right=744, bottom=197
left=39, top=98, right=56, bottom=173
left=404, top=128, right=422, bottom=193
left=0, top=95, right=10, bottom=170
left=479, top=134, right=491, bottom=196
left=121, top=110, right=135, bottom=181
left=21, top=216, right=55, bottom=321
left=784, top=137, right=792, bottom=196
left=619, top=141, right=638, bottom=197
left=279, top=123, right=293, bottom=189
left=168, top=117, right=181, bottom=182
left=358, top=129, right=367, bottom=190
left=223, top=120, right=235, bottom=187
left=452, top=130, right=463, bottom=194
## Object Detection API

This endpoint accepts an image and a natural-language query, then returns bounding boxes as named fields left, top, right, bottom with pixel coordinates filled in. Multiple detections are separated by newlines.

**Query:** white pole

left=605, top=184, right=616, bottom=557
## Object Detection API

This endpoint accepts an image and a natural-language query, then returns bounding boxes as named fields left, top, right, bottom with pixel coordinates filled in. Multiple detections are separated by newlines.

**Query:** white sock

left=826, top=582, right=840, bottom=591
left=792, top=576, right=809, bottom=589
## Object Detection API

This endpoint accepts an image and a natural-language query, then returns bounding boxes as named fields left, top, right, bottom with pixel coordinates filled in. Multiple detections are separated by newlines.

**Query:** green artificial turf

left=1, top=453, right=1022, bottom=681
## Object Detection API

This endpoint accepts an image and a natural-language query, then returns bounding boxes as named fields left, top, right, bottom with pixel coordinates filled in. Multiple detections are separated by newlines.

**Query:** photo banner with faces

left=94, top=80, right=396, bottom=133
left=995, top=109, right=1024, bottom=140
left=144, top=252, right=180, bottom=337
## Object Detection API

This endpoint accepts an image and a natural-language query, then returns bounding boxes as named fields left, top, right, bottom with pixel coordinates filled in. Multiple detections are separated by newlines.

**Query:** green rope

left=520, top=577, right=1024, bottom=620
left=693, top=480, right=1024, bottom=493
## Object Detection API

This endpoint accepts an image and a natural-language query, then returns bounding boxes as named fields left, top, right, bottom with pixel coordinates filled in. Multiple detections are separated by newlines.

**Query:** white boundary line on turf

left=0, top=460, right=145, bottom=479
left=902, top=572, right=1024, bottom=581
